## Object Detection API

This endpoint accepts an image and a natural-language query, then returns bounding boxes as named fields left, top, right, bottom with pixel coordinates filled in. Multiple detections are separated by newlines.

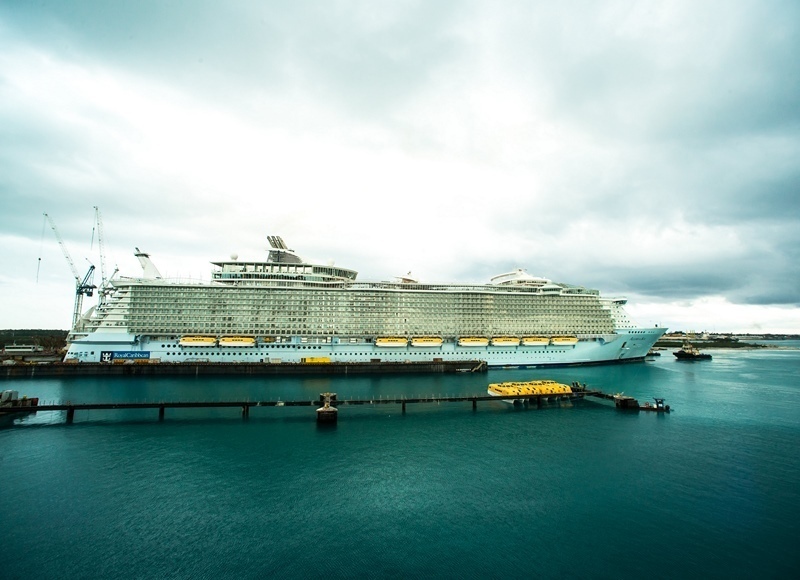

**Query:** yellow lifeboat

left=551, top=336, right=579, bottom=345
left=522, top=337, right=550, bottom=346
left=458, top=337, right=489, bottom=347
left=218, top=336, right=256, bottom=347
left=491, top=336, right=520, bottom=346
left=411, top=337, right=443, bottom=347
left=179, top=336, right=217, bottom=347
left=375, top=337, right=408, bottom=348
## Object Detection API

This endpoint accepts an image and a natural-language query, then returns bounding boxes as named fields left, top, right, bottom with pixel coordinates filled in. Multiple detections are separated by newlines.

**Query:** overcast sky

left=2, top=0, right=799, bottom=333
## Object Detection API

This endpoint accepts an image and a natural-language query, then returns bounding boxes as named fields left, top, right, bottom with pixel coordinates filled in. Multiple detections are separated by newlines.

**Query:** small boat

left=640, top=398, right=671, bottom=412
left=375, top=337, right=408, bottom=348
left=521, top=337, right=550, bottom=346
left=674, top=341, right=712, bottom=360
left=218, top=336, right=256, bottom=347
left=179, top=336, right=217, bottom=347
left=550, top=336, right=578, bottom=345
left=614, top=394, right=672, bottom=412
left=491, top=337, right=520, bottom=346
left=488, top=379, right=572, bottom=404
left=411, top=337, right=443, bottom=347
left=458, top=337, right=489, bottom=347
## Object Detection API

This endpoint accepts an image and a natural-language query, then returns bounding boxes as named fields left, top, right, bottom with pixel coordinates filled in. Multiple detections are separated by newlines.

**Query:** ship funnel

left=134, top=247, right=163, bottom=279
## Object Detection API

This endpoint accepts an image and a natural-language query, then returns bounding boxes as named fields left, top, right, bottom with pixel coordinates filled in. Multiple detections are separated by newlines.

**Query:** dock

left=1, top=383, right=671, bottom=425
left=0, top=360, right=487, bottom=380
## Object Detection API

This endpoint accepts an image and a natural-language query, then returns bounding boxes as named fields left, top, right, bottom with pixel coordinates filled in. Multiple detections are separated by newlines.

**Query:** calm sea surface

left=2, top=345, right=799, bottom=579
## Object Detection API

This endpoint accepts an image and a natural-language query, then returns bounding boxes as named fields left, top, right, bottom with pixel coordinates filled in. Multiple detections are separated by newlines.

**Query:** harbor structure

left=0, top=385, right=671, bottom=425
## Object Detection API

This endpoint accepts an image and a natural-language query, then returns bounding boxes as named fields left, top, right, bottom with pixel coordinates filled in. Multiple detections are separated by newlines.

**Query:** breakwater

left=1, top=359, right=487, bottom=379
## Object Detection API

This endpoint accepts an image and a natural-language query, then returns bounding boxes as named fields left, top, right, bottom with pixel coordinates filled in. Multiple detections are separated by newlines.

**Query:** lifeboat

left=458, top=337, right=489, bottom=347
left=411, top=337, right=443, bottom=347
left=219, top=336, right=256, bottom=347
left=491, top=337, right=520, bottom=346
left=375, top=337, right=408, bottom=348
left=522, top=337, right=550, bottom=346
left=179, top=336, right=217, bottom=347
left=551, top=336, right=579, bottom=345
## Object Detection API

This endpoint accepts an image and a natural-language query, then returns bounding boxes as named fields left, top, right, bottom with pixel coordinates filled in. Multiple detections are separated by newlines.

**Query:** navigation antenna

left=43, top=212, right=96, bottom=330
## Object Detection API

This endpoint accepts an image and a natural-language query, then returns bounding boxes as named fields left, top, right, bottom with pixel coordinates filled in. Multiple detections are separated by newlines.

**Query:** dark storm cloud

left=449, top=1, right=800, bottom=311
left=504, top=1, right=800, bottom=142
left=1, top=0, right=463, bottom=117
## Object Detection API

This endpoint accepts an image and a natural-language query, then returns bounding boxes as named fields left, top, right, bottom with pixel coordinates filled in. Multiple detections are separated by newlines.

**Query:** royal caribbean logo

left=101, top=351, right=150, bottom=362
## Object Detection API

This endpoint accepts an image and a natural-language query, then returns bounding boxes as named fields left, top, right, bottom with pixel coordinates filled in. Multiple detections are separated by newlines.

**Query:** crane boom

left=43, top=213, right=80, bottom=282
left=92, top=205, right=112, bottom=298
left=43, top=212, right=96, bottom=330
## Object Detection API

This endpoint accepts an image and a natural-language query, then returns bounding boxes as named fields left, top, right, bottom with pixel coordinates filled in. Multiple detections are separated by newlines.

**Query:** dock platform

left=1, top=384, right=671, bottom=424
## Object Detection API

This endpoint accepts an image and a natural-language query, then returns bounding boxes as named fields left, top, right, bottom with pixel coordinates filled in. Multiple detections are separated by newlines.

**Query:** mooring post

left=472, top=398, right=477, bottom=410
left=402, top=401, right=406, bottom=414
left=66, top=407, right=75, bottom=424
left=242, top=404, right=250, bottom=419
left=158, top=405, right=165, bottom=421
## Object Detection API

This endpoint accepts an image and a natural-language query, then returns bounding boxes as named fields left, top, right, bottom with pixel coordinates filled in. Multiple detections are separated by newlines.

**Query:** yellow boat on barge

left=488, top=380, right=573, bottom=403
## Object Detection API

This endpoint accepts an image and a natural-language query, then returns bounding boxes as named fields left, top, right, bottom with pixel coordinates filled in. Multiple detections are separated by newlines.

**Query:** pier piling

left=316, top=393, right=338, bottom=424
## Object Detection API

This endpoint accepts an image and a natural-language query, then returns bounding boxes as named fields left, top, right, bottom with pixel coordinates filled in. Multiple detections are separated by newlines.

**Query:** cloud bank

left=1, top=0, right=799, bottom=332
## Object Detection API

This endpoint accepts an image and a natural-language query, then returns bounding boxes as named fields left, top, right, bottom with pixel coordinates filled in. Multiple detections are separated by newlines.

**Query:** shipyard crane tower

left=91, top=205, right=118, bottom=303
left=43, top=213, right=96, bottom=330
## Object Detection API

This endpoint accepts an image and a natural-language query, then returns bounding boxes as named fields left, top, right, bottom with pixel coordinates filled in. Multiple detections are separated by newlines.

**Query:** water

left=2, top=347, right=799, bottom=579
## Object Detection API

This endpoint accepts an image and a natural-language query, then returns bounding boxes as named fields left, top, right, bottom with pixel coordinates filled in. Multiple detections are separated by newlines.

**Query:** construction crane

left=91, top=206, right=117, bottom=302
left=43, top=213, right=96, bottom=330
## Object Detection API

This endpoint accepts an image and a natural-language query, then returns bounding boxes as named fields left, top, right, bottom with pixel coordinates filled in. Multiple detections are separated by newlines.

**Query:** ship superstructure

left=65, top=236, right=666, bottom=367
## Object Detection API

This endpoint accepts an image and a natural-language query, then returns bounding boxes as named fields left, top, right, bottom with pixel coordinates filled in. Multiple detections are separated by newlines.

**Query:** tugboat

left=674, top=341, right=712, bottom=360
left=613, top=394, right=672, bottom=413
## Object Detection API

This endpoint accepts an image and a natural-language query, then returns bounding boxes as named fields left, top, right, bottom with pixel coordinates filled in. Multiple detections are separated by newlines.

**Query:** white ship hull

left=67, top=328, right=665, bottom=368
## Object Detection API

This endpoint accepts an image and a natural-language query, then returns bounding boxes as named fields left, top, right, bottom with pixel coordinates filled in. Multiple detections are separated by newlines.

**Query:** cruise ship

left=64, top=236, right=666, bottom=367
